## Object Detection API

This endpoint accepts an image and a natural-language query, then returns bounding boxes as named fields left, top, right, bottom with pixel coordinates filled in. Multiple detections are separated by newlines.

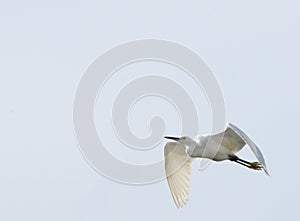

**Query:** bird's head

left=164, top=136, right=197, bottom=148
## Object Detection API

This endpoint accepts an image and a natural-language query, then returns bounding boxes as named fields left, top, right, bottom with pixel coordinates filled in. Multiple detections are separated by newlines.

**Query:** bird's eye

left=182, top=137, right=186, bottom=140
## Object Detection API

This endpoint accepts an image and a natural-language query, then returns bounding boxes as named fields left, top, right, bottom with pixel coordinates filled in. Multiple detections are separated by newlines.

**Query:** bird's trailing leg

left=229, top=155, right=262, bottom=171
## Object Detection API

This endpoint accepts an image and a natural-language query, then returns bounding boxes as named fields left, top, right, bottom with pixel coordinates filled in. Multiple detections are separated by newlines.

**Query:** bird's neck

left=186, top=140, right=200, bottom=157
left=186, top=137, right=206, bottom=157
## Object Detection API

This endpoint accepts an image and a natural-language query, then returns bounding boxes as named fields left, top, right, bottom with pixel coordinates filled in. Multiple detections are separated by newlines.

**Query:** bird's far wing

left=228, top=123, right=270, bottom=175
left=164, top=142, right=192, bottom=208
left=210, top=125, right=246, bottom=153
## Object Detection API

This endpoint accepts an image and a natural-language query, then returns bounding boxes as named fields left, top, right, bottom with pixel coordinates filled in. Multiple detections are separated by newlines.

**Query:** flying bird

left=164, top=123, right=269, bottom=208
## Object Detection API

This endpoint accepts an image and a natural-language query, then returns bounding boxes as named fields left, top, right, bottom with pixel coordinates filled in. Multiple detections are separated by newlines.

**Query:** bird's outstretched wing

left=227, top=123, right=269, bottom=175
left=164, top=142, right=192, bottom=208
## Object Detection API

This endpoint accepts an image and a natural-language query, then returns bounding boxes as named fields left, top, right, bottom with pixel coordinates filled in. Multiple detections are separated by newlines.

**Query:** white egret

left=164, top=123, right=269, bottom=208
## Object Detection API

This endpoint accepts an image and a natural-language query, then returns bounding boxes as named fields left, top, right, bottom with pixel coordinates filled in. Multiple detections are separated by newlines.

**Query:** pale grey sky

left=0, top=0, right=299, bottom=220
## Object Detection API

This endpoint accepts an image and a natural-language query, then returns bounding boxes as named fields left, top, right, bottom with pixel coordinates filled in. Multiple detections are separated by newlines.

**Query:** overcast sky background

left=1, top=1, right=300, bottom=220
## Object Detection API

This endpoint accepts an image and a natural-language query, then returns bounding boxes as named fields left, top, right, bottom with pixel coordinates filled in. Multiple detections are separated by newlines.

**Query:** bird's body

left=164, top=123, right=269, bottom=208
left=187, top=135, right=234, bottom=161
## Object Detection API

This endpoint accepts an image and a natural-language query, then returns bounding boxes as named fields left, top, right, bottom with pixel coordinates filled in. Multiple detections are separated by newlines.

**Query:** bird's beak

left=164, top=136, right=180, bottom=141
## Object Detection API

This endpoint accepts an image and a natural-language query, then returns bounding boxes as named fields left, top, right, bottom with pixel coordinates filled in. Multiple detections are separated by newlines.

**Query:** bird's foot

left=249, top=162, right=262, bottom=170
